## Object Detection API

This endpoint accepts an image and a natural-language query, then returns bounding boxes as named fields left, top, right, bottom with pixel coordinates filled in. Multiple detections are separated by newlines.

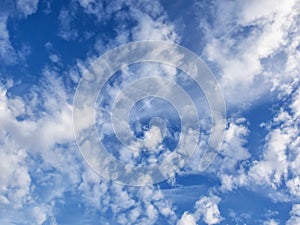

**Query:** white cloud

left=0, top=87, right=31, bottom=209
left=192, top=118, right=251, bottom=191
left=77, top=165, right=177, bottom=225
left=130, top=8, right=178, bottom=42
left=287, top=204, right=300, bottom=225
left=286, top=177, right=300, bottom=197
left=16, top=0, right=39, bottom=17
left=178, top=195, right=223, bottom=225
left=0, top=1, right=180, bottom=224
left=3, top=0, right=299, bottom=223
left=194, top=195, right=223, bottom=225
left=203, top=0, right=300, bottom=107
left=0, top=93, right=42, bottom=223
left=263, top=219, right=279, bottom=225
left=76, top=0, right=104, bottom=21
left=248, top=127, right=291, bottom=187
left=247, top=86, right=300, bottom=195
left=177, top=212, right=197, bottom=225
left=0, top=0, right=39, bottom=65
left=32, top=206, right=47, bottom=225
left=0, top=16, right=17, bottom=65
left=0, top=69, right=81, bottom=224
left=220, top=118, right=250, bottom=170
left=143, top=125, right=163, bottom=149
left=212, top=84, right=300, bottom=200
left=58, top=8, right=78, bottom=41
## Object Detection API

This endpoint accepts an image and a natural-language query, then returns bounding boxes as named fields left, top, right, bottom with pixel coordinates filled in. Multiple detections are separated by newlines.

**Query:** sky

left=0, top=0, right=300, bottom=224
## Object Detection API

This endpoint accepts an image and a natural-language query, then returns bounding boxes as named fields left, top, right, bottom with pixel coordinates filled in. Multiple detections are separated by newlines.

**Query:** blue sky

left=0, top=0, right=300, bottom=224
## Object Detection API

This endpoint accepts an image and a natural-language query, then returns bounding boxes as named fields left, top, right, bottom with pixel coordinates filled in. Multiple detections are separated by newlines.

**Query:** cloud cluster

left=203, top=0, right=300, bottom=107
left=0, top=0, right=182, bottom=224
left=1, top=0, right=300, bottom=224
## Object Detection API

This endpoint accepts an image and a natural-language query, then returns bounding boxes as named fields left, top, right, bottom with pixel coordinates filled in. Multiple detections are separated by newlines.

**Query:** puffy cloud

left=178, top=195, right=223, bottom=225
left=263, top=219, right=279, bottom=225
left=0, top=87, right=31, bottom=209
left=287, top=204, right=300, bottom=225
left=32, top=206, right=47, bottom=225
left=76, top=0, right=104, bottom=21
left=177, top=212, right=196, bottom=225
left=220, top=118, right=250, bottom=171
left=248, top=127, right=291, bottom=187
left=143, top=125, right=163, bottom=149
left=2, top=0, right=299, bottom=223
left=194, top=195, right=223, bottom=225
left=16, top=0, right=39, bottom=17
left=203, top=0, right=300, bottom=107
left=0, top=16, right=17, bottom=65
left=0, top=0, right=40, bottom=65
left=0, top=94, right=38, bottom=223
left=0, top=70, right=79, bottom=224
left=58, top=8, right=78, bottom=41
left=130, top=7, right=178, bottom=42
left=212, top=84, right=300, bottom=200
left=247, top=85, right=300, bottom=195
left=0, top=137, right=31, bottom=209
left=78, top=169, right=176, bottom=225
left=0, top=0, right=188, bottom=224
left=199, top=118, right=250, bottom=191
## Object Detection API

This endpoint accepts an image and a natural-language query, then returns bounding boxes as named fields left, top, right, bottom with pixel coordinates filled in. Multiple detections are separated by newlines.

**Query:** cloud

left=130, top=7, right=178, bottom=42
left=2, top=0, right=299, bottom=223
left=178, top=195, right=223, bottom=225
left=0, top=69, right=80, bottom=224
left=0, top=87, right=31, bottom=209
left=209, top=84, right=300, bottom=200
left=191, top=0, right=300, bottom=200
left=220, top=118, right=250, bottom=169
left=263, top=219, right=279, bottom=225
left=58, top=8, right=78, bottom=41
left=0, top=0, right=215, bottom=224
left=0, top=0, right=39, bottom=65
left=287, top=204, right=300, bottom=225
left=194, top=195, right=223, bottom=225
left=202, top=0, right=300, bottom=107
left=0, top=16, right=17, bottom=65
left=76, top=0, right=104, bottom=21
left=16, top=0, right=39, bottom=17
left=177, top=212, right=196, bottom=225
left=78, top=168, right=177, bottom=224
left=247, top=86, right=300, bottom=194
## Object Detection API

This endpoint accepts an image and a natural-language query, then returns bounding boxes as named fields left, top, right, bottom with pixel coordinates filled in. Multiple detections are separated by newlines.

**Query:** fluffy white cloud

left=130, top=7, right=178, bottom=42
left=203, top=0, right=300, bottom=107
left=16, top=0, right=39, bottom=17
left=263, top=219, right=279, bottom=225
left=0, top=0, right=39, bottom=65
left=212, top=84, right=300, bottom=200
left=177, top=212, right=197, bottom=225
left=287, top=204, right=300, bottom=225
left=2, top=0, right=299, bottom=223
left=220, top=118, right=250, bottom=171
left=0, top=16, right=17, bottom=65
left=58, top=8, right=78, bottom=41
left=0, top=70, right=80, bottom=224
left=178, top=195, right=223, bottom=225
left=198, top=118, right=250, bottom=191
left=248, top=86, right=300, bottom=195
left=0, top=87, right=31, bottom=209
left=194, top=195, right=223, bottom=225
left=78, top=168, right=177, bottom=225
